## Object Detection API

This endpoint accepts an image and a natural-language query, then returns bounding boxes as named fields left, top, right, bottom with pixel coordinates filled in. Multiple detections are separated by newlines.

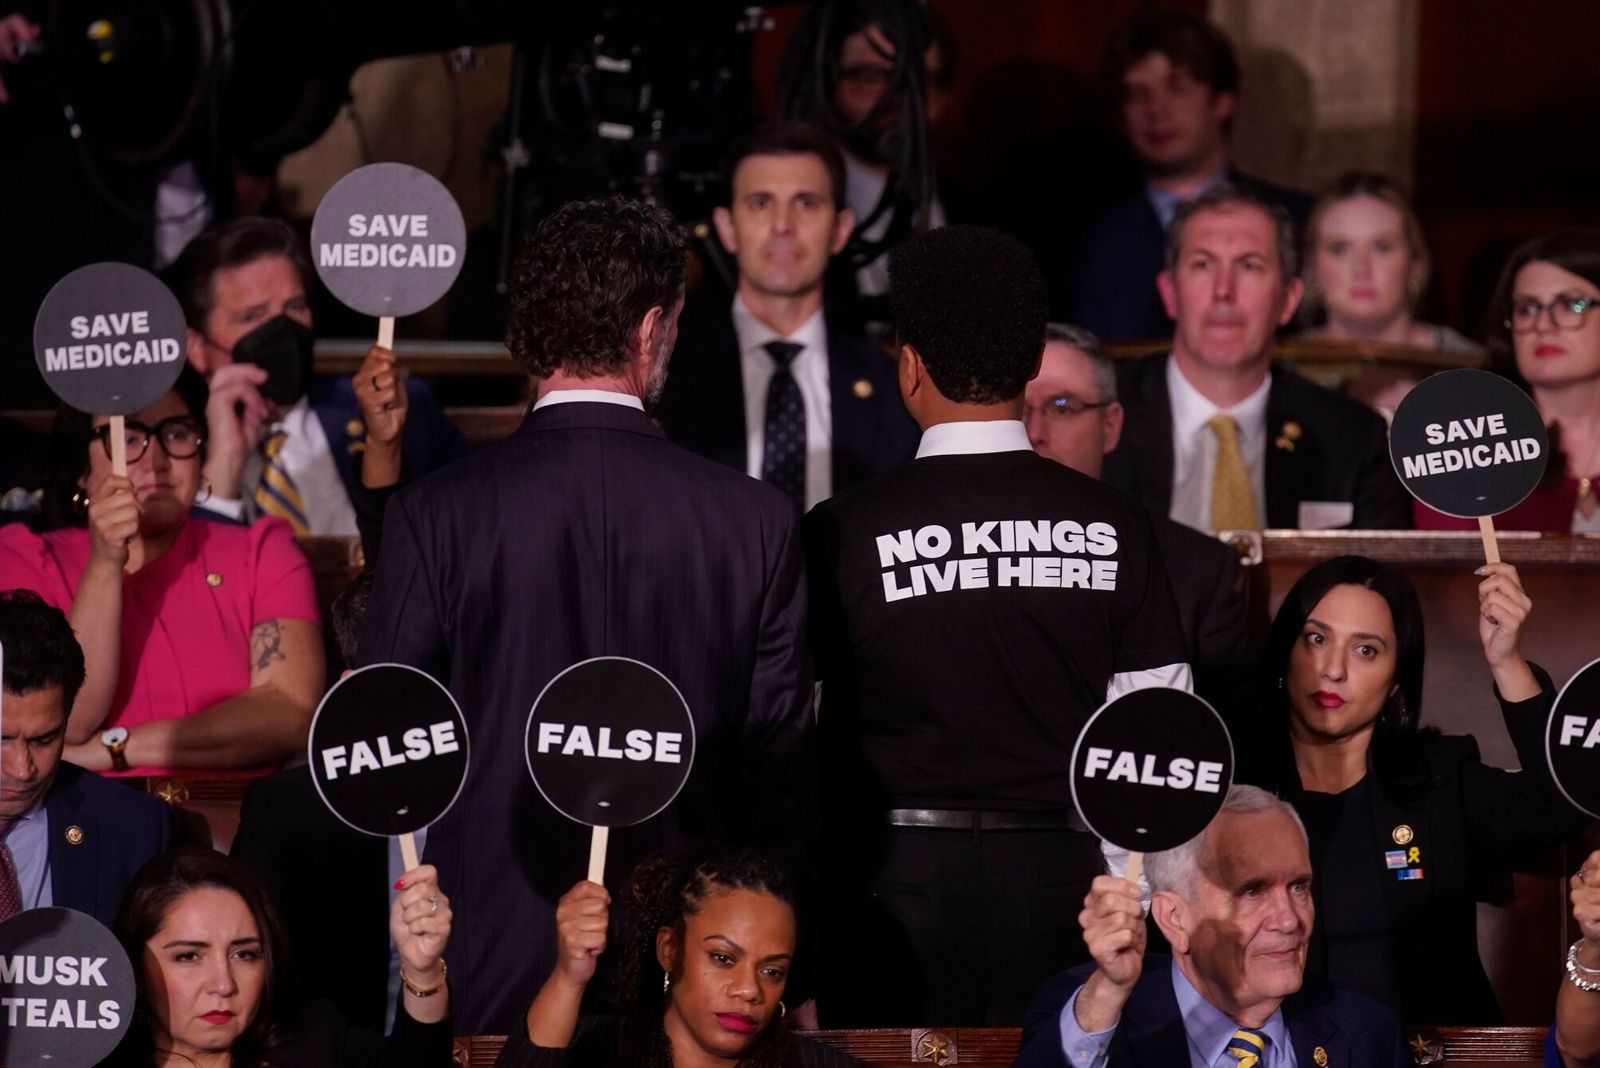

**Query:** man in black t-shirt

left=805, top=226, right=1191, bottom=1027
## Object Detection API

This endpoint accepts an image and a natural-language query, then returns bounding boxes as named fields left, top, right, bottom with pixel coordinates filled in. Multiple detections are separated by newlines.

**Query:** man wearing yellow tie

left=1103, top=185, right=1413, bottom=532
left=1014, top=785, right=1407, bottom=1067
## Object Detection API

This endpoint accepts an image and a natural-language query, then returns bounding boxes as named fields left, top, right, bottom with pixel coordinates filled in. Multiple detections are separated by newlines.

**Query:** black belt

left=883, top=808, right=1090, bottom=832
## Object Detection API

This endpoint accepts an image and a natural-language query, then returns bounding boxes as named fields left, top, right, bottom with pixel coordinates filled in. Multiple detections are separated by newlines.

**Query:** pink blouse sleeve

left=247, top=518, right=322, bottom=627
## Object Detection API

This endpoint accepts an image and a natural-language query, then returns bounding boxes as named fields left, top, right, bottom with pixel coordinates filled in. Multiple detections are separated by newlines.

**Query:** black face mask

left=229, top=315, right=315, bottom=406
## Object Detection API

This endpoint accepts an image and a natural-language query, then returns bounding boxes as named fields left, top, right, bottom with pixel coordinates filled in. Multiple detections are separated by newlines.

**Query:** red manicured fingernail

left=394, top=879, right=407, bottom=890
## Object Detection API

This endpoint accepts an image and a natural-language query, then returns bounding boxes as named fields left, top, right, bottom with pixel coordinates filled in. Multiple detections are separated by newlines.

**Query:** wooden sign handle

left=1125, top=850, right=1143, bottom=887
left=588, top=825, right=609, bottom=885
left=1478, top=515, right=1501, bottom=565
left=109, top=414, right=127, bottom=477
left=399, top=831, right=420, bottom=872
left=377, top=315, right=395, bottom=351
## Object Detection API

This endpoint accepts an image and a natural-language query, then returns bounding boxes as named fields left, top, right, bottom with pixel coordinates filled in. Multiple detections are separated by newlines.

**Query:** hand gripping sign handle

left=399, top=831, right=420, bottom=872
left=1478, top=515, right=1501, bottom=565
left=377, top=315, right=395, bottom=351
left=109, top=415, right=127, bottom=476
left=588, top=825, right=609, bottom=885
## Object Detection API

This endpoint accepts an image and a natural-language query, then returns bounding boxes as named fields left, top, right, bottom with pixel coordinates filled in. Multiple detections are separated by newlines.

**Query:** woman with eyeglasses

left=1416, top=230, right=1600, bottom=531
left=0, top=367, right=323, bottom=776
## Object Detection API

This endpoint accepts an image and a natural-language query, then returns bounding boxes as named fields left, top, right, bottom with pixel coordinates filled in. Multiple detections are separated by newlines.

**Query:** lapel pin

left=853, top=378, right=873, bottom=399
left=205, top=572, right=223, bottom=588
left=1313, top=1046, right=1328, bottom=1067
left=1282, top=420, right=1302, bottom=440
left=346, top=418, right=365, bottom=438
left=1274, top=436, right=1295, bottom=452
left=1392, top=824, right=1414, bottom=845
left=65, top=825, right=85, bottom=845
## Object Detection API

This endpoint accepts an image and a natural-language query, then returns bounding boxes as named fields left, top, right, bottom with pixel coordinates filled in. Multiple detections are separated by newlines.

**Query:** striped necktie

left=1225, top=1027, right=1270, bottom=1068
left=1208, top=413, right=1260, bottom=530
left=254, top=429, right=311, bottom=535
left=0, top=820, right=23, bottom=920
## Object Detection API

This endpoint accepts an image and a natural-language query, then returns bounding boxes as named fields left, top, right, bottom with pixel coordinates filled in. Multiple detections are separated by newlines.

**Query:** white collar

left=532, top=389, right=644, bottom=412
left=915, top=419, right=1032, bottom=458
left=1166, top=356, right=1271, bottom=445
left=731, top=293, right=827, bottom=357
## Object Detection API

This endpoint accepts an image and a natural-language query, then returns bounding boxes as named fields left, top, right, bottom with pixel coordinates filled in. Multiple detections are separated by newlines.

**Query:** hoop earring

left=779, top=1001, right=787, bottom=1019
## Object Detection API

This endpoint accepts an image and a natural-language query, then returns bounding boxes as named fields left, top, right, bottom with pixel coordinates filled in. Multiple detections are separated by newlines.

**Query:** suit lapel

left=1124, top=354, right=1177, bottom=517
left=1286, top=996, right=1342, bottom=1068
left=1264, top=365, right=1316, bottom=528
left=44, top=772, right=97, bottom=916
left=702, top=311, right=751, bottom=473
left=827, top=327, right=874, bottom=491
left=1119, top=963, right=1193, bottom=1065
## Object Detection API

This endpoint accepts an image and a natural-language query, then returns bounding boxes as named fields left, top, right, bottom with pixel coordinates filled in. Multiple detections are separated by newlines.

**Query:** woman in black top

left=496, top=847, right=860, bottom=1068
left=1238, top=556, right=1586, bottom=1024
left=106, top=848, right=454, bottom=1067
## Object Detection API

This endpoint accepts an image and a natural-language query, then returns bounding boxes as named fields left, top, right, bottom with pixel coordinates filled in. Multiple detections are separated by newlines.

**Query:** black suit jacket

left=357, top=401, right=817, bottom=1034
left=1104, top=353, right=1413, bottom=529
left=1057, top=169, right=1313, bottom=341
left=1015, top=956, right=1407, bottom=1067
left=655, top=298, right=918, bottom=497
left=1149, top=512, right=1251, bottom=714
left=232, top=765, right=391, bottom=1031
left=45, top=762, right=173, bottom=927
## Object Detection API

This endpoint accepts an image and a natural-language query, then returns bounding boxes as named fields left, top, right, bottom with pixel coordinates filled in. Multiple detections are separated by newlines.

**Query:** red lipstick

left=1312, top=691, right=1345, bottom=709
left=200, top=1011, right=235, bottom=1025
left=715, top=1013, right=758, bottom=1035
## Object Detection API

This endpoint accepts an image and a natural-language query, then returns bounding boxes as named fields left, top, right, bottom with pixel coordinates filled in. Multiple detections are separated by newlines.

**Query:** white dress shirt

left=732, top=295, right=834, bottom=510
left=1166, top=357, right=1270, bottom=532
left=844, top=151, right=947, bottom=299
left=914, top=419, right=1031, bottom=458
left=206, top=396, right=359, bottom=535
left=531, top=389, right=645, bottom=412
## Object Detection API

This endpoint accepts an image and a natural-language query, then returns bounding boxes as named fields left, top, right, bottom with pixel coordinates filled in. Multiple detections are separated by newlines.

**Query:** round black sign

left=310, top=162, right=467, bottom=318
left=308, top=663, right=471, bottom=837
left=1389, top=368, right=1548, bottom=519
left=1546, top=657, right=1600, bottom=819
left=0, top=907, right=136, bottom=1066
left=32, top=262, right=187, bottom=416
left=1070, top=687, right=1234, bottom=853
left=525, top=657, right=696, bottom=828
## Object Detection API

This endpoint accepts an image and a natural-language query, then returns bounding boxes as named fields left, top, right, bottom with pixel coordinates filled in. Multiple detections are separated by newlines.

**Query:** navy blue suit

left=1015, top=956, right=1407, bottom=1068
left=655, top=297, right=919, bottom=497
left=304, top=374, right=467, bottom=500
left=1056, top=171, right=1312, bottom=342
left=44, top=763, right=174, bottom=927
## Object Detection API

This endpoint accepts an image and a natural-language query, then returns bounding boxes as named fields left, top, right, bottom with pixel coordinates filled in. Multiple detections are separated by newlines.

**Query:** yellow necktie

left=1226, top=1027, right=1269, bottom=1067
left=1208, top=414, right=1260, bottom=530
left=254, top=429, right=311, bottom=536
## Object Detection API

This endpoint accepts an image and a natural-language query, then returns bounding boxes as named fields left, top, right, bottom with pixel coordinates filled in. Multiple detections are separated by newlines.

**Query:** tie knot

left=262, top=429, right=289, bottom=457
left=1207, top=413, right=1242, bottom=444
left=764, top=340, right=803, bottom=369
left=1226, top=1027, right=1269, bottom=1065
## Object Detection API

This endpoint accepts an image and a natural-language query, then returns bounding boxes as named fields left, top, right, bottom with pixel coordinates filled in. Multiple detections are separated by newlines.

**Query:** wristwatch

left=101, top=726, right=130, bottom=772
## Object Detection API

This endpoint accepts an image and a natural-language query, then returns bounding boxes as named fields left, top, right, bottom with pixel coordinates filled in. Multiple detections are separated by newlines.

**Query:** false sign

left=1546, top=657, right=1600, bottom=819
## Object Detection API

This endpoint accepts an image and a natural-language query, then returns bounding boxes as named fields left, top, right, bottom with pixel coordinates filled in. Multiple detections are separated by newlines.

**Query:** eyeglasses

left=1024, top=394, right=1115, bottom=420
left=90, top=416, right=205, bottom=462
left=1506, top=293, right=1600, bottom=333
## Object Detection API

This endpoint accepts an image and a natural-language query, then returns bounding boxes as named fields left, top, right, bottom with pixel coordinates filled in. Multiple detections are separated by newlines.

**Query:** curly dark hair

left=114, top=849, right=288, bottom=1068
left=613, top=846, right=797, bottom=1068
left=0, top=588, right=86, bottom=708
left=1101, top=8, right=1240, bottom=98
left=505, top=196, right=689, bottom=379
left=888, top=225, right=1047, bottom=404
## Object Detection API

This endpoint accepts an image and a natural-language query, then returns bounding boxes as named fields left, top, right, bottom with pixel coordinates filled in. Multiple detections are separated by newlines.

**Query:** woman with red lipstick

left=1238, top=555, right=1585, bottom=1025
left=497, top=848, right=861, bottom=1068
left=105, top=848, right=454, bottom=1067
left=0, top=368, right=323, bottom=777
left=1418, top=230, right=1600, bottom=531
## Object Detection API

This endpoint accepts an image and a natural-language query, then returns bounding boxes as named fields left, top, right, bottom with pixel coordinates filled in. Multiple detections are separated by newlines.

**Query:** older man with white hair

left=1015, top=785, right=1407, bottom=1067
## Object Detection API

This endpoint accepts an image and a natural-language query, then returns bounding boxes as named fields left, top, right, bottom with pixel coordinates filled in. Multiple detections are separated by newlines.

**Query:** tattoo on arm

left=250, top=620, right=285, bottom=672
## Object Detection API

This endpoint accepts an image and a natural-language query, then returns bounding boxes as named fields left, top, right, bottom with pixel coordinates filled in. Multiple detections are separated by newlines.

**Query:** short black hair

left=889, top=225, right=1047, bottom=404
left=1102, top=8, right=1239, bottom=98
left=505, top=196, right=689, bottom=379
left=1166, top=184, right=1299, bottom=280
left=329, top=570, right=373, bottom=669
left=0, top=589, right=86, bottom=710
left=167, top=216, right=313, bottom=333
left=724, top=120, right=848, bottom=212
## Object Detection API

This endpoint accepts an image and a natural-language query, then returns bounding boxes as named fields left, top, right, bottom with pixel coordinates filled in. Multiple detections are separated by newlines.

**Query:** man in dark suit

left=1104, top=185, right=1412, bottom=531
left=358, top=196, right=816, bottom=1035
left=169, top=216, right=465, bottom=538
left=1016, top=785, right=1407, bottom=1067
left=1058, top=9, right=1311, bottom=340
left=806, top=226, right=1190, bottom=1027
left=1025, top=322, right=1251, bottom=712
left=658, top=121, right=918, bottom=508
left=0, top=590, right=172, bottom=927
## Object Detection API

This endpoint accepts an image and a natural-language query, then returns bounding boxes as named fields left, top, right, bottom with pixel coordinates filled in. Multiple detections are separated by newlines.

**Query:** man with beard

left=358, top=196, right=817, bottom=1034
left=658, top=121, right=918, bottom=509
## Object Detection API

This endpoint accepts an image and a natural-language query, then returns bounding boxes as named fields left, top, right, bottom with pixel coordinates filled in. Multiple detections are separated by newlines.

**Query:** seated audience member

left=168, top=216, right=465, bottom=549
left=0, top=589, right=172, bottom=924
left=499, top=847, right=859, bottom=1068
left=233, top=569, right=403, bottom=1033
left=656, top=120, right=918, bottom=509
left=1016, top=784, right=1406, bottom=1067
left=1417, top=230, right=1600, bottom=532
left=0, top=371, right=324, bottom=776
left=1025, top=322, right=1250, bottom=711
left=102, top=848, right=452, bottom=1067
left=1551, top=850, right=1600, bottom=1067
left=1237, top=556, right=1586, bottom=1023
left=1058, top=8, right=1312, bottom=340
left=1103, top=185, right=1413, bottom=531
left=1302, top=172, right=1479, bottom=419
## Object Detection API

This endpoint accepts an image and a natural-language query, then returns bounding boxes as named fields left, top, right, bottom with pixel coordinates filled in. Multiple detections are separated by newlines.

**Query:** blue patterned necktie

left=1225, top=1027, right=1269, bottom=1068
left=254, top=429, right=311, bottom=535
left=760, top=340, right=806, bottom=507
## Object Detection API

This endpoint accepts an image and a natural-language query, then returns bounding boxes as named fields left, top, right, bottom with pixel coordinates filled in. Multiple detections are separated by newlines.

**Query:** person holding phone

left=167, top=216, right=465, bottom=551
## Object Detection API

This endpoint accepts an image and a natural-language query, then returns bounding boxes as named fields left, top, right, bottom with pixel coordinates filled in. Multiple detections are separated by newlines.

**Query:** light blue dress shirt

left=1057, top=960, right=1297, bottom=1067
left=5, top=802, right=54, bottom=910
left=1145, top=169, right=1230, bottom=232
